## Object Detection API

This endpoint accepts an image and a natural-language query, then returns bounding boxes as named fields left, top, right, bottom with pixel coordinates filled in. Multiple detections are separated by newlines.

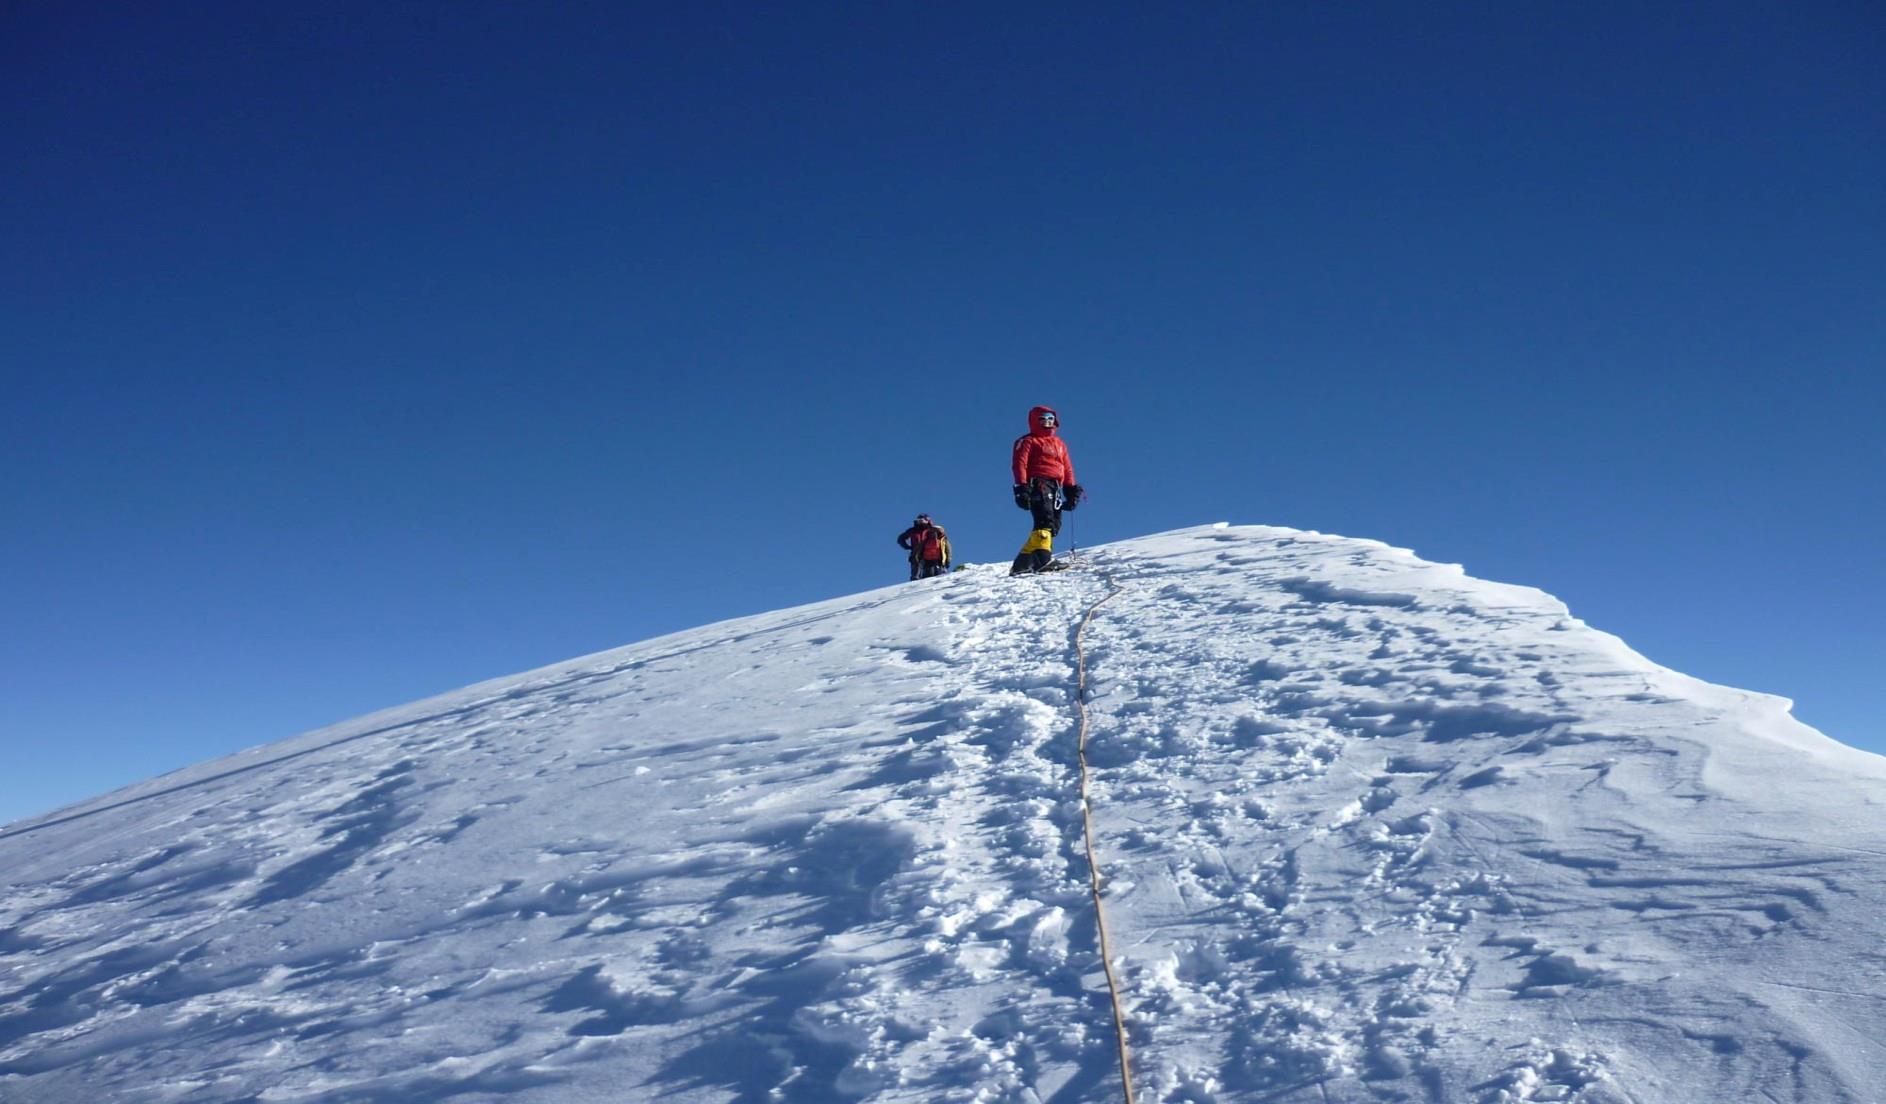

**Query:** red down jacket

left=1011, top=405, right=1076, bottom=485
left=898, top=523, right=947, bottom=562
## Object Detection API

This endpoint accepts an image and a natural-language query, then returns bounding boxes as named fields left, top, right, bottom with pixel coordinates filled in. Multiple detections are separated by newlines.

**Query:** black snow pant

left=910, top=557, right=946, bottom=580
left=1010, top=478, right=1064, bottom=575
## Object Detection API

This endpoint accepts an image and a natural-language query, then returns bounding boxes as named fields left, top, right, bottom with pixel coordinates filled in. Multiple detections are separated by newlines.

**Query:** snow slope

left=3, top=525, right=1884, bottom=1103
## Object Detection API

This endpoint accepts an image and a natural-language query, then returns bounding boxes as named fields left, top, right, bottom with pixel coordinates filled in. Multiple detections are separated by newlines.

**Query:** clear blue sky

left=4, top=3, right=1881, bottom=825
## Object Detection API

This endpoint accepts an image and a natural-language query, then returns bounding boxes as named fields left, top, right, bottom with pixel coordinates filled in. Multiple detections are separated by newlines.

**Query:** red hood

left=1027, top=405, right=1060, bottom=437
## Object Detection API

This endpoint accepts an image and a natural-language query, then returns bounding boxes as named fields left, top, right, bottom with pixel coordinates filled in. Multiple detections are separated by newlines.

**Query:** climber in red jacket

left=1010, top=404, right=1085, bottom=575
left=897, top=514, right=952, bottom=580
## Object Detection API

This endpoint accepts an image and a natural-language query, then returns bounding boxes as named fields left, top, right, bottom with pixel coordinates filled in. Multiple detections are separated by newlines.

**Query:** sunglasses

left=1039, top=412, right=1058, bottom=426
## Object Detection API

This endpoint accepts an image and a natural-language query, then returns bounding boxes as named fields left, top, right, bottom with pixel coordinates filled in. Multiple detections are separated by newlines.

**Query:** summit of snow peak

left=4, top=524, right=1884, bottom=1103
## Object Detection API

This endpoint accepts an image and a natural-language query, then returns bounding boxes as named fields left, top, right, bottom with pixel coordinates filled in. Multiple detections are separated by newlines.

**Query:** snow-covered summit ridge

left=3, top=524, right=1884, bottom=1103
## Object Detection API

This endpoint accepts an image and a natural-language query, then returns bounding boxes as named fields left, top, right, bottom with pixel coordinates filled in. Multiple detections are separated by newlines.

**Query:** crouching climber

left=898, top=514, right=952, bottom=579
left=1009, top=405, right=1085, bottom=575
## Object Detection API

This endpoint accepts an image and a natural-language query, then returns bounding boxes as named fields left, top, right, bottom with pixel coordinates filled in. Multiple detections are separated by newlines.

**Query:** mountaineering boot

left=1012, top=527, right=1054, bottom=576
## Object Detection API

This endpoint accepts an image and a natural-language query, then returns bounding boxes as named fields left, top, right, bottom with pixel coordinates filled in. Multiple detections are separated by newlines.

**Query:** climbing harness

left=1072, top=570, right=1136, bottom=1104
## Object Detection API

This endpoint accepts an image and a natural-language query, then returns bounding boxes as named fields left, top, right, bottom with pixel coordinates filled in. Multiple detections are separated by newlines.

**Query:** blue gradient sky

left=5, top=3, right=1882, bottom=824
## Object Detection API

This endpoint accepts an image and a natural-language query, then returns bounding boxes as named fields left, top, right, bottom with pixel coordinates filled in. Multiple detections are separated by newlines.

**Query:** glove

left=1063, top=484, right=1085, bottom=510
left=1012, top=484, right=1031, bottom=510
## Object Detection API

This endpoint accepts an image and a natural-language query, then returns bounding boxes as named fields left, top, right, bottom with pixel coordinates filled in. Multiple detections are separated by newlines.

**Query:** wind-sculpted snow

left=2, top=525, right=1884, bottom=1102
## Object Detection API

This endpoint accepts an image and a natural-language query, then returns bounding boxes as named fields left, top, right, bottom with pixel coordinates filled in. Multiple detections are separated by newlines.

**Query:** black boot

left=1009, top=553, right=1036, bottom=576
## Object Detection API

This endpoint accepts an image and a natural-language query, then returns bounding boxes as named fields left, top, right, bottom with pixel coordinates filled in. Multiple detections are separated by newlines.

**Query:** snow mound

left=3, top=524, right=1884, bottom=1102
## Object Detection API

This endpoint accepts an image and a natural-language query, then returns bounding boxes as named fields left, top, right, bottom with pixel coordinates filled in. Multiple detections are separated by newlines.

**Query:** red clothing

left=1011, top=405, right=1076, bottom=485
left=898, top=523, right=947, bottom=562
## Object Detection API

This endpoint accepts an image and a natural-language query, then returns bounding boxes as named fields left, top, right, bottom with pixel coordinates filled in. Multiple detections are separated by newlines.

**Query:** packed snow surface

left=4, top=525, right=1885, bottom=1103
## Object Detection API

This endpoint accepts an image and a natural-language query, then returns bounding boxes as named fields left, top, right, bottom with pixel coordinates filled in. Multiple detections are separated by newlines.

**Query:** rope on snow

left=1071, top=569, right=1136, bottom=1104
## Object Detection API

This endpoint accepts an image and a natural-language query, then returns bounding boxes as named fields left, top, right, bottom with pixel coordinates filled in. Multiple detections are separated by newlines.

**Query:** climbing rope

left=1071, top=570, right=1136, bottom=1104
